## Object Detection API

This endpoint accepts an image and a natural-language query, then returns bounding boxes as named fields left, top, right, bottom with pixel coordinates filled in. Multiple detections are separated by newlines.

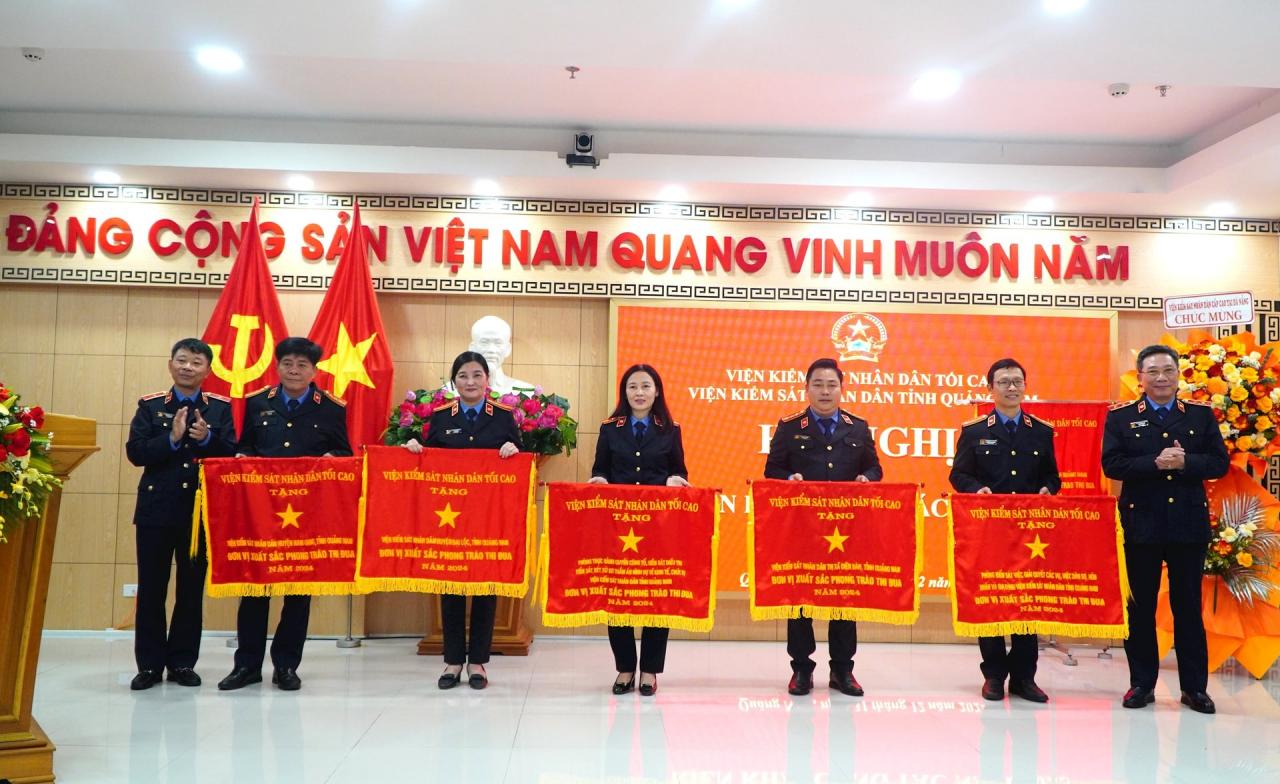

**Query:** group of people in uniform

left=128, top=337, right=1226, bottom=715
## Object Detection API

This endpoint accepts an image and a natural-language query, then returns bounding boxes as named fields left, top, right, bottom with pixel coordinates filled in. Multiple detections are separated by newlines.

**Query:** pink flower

left=415, top=402, right=433, bottom=418
left=511, top=409, right=525, bottom=424
left=543, top=404, right=564, bottom=420
left=536, top=414, right=557, bottom=429
left=399, top=412, right=414, bottom=427
left=399, top=401, right=414, bottom=414
left=521, top=398, right=542, bottom=415
left=404, top=389, right=417, bottom=402
left=534, top=385, right=543, bottom=396
left=500, top=393, right=520, bottom=407
left=520, top=419, right=538, bottom=432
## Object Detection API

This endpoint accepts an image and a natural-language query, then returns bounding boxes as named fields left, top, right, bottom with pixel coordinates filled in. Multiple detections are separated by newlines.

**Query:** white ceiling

left=3, top=0, right=1280, bottom=217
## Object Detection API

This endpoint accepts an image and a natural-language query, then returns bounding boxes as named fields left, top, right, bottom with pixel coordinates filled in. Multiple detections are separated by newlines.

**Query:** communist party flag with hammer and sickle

left=200, top=200, right=290, bottom=436
left=307, top=203, right=394, bottom=447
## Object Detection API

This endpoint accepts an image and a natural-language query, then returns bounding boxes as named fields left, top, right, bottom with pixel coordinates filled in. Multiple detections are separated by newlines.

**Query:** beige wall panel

left=52, top=353, right=126, bottom=426
left=110, top=563, right=140, bottom=630
left=575, top=433, right=599, bottom=481
left=0, top=285, right=58, bottom=353
left=115, top=493, right=138, bottom=563
left=119, top=354, right=181, bottom=423
left=576, top=365, right=611, bottom=435
left=380, top=294, right=447, bottom=365
left=68, top=422, right=119, bottom=495
left=44, top=563, right=114, bottom=630
left=52, top=492, right=118, bottom=564
left=443, top=295, right=514, bottom=361
left=390, top=361, right=447, bottom=395
left=708, top=597, right=781, bottom=642
left=514, top=298, right=582, bottom=366
left=0, top=352, right=55, bottom=408
left=363, top=592, right=429, bottom=636
left=54, top=286, right=128, bottom=355
left=507, top=363, right=579, bottom=410
left=124, top=288, right=202, bottom=357
left=277, top=291, right=328, bottom=339
left=580, top=299, right=610, bottom=367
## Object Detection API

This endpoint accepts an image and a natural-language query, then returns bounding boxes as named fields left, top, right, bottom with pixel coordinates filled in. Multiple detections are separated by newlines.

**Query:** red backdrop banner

left=357, top=446, right=536, bottom=596
left=948, top=493, right=1128, bottom=637
left=197, top=456, right=361, bottom=596
left=1021, top=401, right=1109, bottom=495
left=748, top=480, right=921, bottom=624
left=540, top=483, right=719, bottom=632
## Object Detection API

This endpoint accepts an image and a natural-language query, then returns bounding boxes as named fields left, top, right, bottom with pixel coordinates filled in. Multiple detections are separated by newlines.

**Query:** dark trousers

left=234, top=595, right=311, bottom=671
left=441, top=594, right=496, bottom=665
left=978, top=634, right=1038, bottom=681
left=134, top=524, right=206, bottom=672
left=1124, top=541, right=1209, bottom=691
left=787, top=617, right=856, bottom=675
left=608, top=626, right=670, bottom=673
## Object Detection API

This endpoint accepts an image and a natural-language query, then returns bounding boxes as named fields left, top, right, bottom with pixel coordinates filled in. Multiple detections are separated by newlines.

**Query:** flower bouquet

left=1204, top=488, right=1280, bottom=606
left=384, top=385, right=578, bottom=457
left=0, top=382, right=61, bottom=542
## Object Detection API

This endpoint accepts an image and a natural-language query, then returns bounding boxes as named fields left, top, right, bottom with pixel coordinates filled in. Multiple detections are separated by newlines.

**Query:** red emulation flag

left=201, top=199, right=290, bottom=436
left=306, top=203, right=394, bottom=447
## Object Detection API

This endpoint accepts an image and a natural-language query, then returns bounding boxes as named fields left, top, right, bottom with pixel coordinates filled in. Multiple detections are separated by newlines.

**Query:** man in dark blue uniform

left=950, top=358, right=1060, bottom=703
left=125, top=338, right=237, bottom=690
left=217, top=337, right=351, bottom=693
left=765, top=357, right=882, bottom=698
left=1103, top=344, right=1228, bottom=714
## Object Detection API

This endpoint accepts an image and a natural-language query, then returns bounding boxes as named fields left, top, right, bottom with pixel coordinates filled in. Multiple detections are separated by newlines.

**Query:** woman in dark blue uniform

left=405, top=351, right=521, bottom=690
left=589, top=364, right=689, bottom=696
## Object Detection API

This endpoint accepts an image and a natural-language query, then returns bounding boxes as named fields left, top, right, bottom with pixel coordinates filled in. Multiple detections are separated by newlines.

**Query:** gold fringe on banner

left=207, top=581, right=362, bottom=599
left=523, top=459, right=538, bottom=590
left=747, top=486, right=922, bottom=626
left=190, top=469, right=205, bottom=561
left=352, top=450, right=371, bottom=584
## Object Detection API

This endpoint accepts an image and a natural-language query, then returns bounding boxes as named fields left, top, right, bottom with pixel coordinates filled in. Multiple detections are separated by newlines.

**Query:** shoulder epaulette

left=780, top=410, right=806, bottom=423
left=1027, top=413, right=1054, bottom=429
left=1183, top=399, right=1211, bottom=407
left=601, top=415, right=623, bottom=426
left=140, top=391, right=167, bottom=402
left=321, top=390, right=347, bottom=407
left=203, top=392, right=231, bottom=404
left=961, top=414, right=987, bottom=427
left=1108, top=399, right=1138, bottom=410
left=489, top=399, right=513, bottom=412
left=247, top=385, right=272, bottom=398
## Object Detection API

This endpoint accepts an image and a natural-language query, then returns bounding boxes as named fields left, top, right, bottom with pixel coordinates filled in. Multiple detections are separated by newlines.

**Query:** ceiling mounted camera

left=566, top=131, right=599, bottom=169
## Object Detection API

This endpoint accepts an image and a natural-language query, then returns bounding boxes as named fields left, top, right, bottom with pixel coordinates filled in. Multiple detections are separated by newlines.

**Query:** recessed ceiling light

left=91, top=170, right=121, bottom=185
left=1205, top=201, right=1236, bottom=217
left=194, top=46, right=244, bottom=74
left=473, top=179, right=501, bottom=196
left=657, top=185, right=688, bottom=202
left=910, top=69, right=961, bottom=100
left=1042, top=0, right=1088, bottom=15
left=286, top=174, right=313, bottom=190
left=1025, top=196, right=1055, bottom=212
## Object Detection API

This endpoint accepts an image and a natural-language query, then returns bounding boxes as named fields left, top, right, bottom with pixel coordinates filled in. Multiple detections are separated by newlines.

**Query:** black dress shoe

left=1122, top=686, right=1155, bottom=709
left=438, top=670, right=462, bottom=690
left=217, top=667, right=263, bottom=691
left=130, top=670, right=162, bottom=691
left=638, top=674, right=658, bottom=697
left=981, top=677, right=1005, bottom=701
left=788, top=671, right=813, bottom=696
left=612, top=673, right=636, bottom=695
left=829, top=671, right=864, bottom=697
left=468, top=667, right=488, bottom=690
left=272, top=667, right=302, bottom=691
left=1180, top=690, right=1216, bottom=714
left=1009, top=679, right=1049, bottom=703
left=166, top=667, right=202, bottom=687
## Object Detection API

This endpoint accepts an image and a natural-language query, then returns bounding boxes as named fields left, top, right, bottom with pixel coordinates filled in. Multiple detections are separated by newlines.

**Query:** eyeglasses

left=993, top=379, right=1025, bottom=389
left=1141, top=368, right=1179, bottom=379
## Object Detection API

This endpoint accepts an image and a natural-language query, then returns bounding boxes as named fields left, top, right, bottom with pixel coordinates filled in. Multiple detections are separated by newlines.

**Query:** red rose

left=520, top=419, right=538, bottom=432
left=27, top=406, right=43, bottom=428
left=0, top=445, right=7, bottom=461
left=521, top=398, right=541, bottom=415
left=8, top=428, right=31, bottom=457
left=399, top=401, right=414, bottom=414
left=415, top=402, right=433, bottom=418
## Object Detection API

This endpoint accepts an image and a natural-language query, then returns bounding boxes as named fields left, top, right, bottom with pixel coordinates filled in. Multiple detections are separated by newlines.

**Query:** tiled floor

left=24, top=632, right=1280, bottom=783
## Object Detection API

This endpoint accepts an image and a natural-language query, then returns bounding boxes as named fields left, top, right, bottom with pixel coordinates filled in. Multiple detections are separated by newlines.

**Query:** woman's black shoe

left=612, top=673, right=636, bottom=695
left=438, top=670, right=462, bottom=690
left=638, top=674, right=658, bottom=696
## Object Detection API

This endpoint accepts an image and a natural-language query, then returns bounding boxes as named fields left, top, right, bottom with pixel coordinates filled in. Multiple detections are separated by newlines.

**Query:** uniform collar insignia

left=616, top=418, right=625, bottom=427
left=268, top=386, right=279, bottom=399
left=484, top=402, right=493, bottom=416
left=1136, top=400, right=1146, bottom=413
left=986, top=414, right=996, bottom=427
left=841, top=413, right=854, bottom=425
left=800, top=417, right=809, bottom=430
left=313, top=391, right=322, bottom=405
left=1176, top=400, right=1186, bottom=412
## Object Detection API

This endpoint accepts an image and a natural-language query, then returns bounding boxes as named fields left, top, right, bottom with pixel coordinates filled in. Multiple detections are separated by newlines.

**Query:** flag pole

left=336, top=596, right=362, bottom=649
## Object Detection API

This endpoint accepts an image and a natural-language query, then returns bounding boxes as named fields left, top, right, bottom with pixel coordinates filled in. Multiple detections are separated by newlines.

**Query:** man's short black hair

left=275, top=337, right=322, bottom=364
left=170, top=338, right=212, bottom=362
left=986, top=358, right=1026, bottom=386
left=1136, top=344, right=1180, bottom=371
left=805, top=358, right=843, bottom=384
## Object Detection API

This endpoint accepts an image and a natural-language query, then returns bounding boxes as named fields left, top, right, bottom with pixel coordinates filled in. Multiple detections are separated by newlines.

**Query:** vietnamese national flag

left=201, top=200, right=290, bottom=436
left=307, top=203, right=394, bottom=447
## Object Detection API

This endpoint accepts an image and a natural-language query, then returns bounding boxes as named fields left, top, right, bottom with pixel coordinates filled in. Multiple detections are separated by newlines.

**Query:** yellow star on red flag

left=436, top=503, right=461, bottom=528
left=316, top=322, right=377, bottom=397
left=823, top=525, right=849, bottom=553
left=1026, top=534, right=1050, bottom=559
left=276, top=503, right=302, bottom=529
left=619, top=527, right=644, bottom=553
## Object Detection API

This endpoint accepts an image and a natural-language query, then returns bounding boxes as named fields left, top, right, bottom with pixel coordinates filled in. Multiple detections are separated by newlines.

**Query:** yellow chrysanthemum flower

left=1231, top=386, right=1250, bottom=403
left=1237, top=551, right=1254, bottom=567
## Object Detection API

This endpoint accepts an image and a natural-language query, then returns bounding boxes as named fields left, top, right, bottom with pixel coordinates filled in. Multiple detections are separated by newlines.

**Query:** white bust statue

left=468, top=315, right=534, bottom=395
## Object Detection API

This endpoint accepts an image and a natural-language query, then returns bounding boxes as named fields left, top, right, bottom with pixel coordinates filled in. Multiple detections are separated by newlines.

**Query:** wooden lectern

left=417, top=596, right=533, bottom=656
left=0, top=415, right=98, bottom=783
